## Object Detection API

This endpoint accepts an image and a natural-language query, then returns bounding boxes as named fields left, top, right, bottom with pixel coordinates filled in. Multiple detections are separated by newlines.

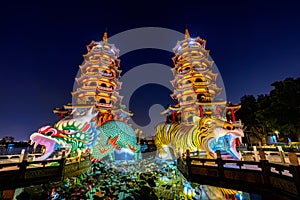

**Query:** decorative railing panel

left=0, top=155, right=91, bottom=190
left=177, top=151, right=300, bottom=199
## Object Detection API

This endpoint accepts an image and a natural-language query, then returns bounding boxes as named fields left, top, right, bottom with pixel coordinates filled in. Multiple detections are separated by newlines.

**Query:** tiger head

left=194, top=116, right=244, bottom=160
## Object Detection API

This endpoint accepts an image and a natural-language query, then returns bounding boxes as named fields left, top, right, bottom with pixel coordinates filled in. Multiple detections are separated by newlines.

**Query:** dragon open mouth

left=30, top=133, right=70, bottom=161
left=208, top=128, right=244, bottom=160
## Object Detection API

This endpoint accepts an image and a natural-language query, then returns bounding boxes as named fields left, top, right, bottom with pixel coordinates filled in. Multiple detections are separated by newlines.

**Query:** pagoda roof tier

left=71, top=89, right=97, bottom=97
left=194, top=85, right=222, bottom=96
left=111, top=91, right=123, bottom=99
left=86, top=34, right=120, bottom=58
left=171, top=88, right=197, bottom=97
left=111, top=108, right=134, bottom=117
left=172, top=47, right=209, bottom=60
left=160, top=104, right=181, bottom=115
left=171, top=70, right=218, bottom=84
left=79, top=65, right=121, bottom=77
left=226, top=103, right=242, bottom=111
left=97, top=77, right=121, bottom=87
left=174, top=60, right=214, bottom=73
left=64, top=104, right=94, bottom=109
left=172, top=80, right=211, bottom=91
left=53, top=107, right=69, bottom=114
left=173, top=47, right=210, bottom=60
left=95, top=85, right=116, bottom=93
left=172, top=51, right=213, bottom=67
left=179, top=100, right=197, bottom=107
left=75, top=74, right=118, bottom=84
left=83, top=51, right=118, bottom=61
left=181, top=105, right=198, bottom=110
left=83, top=54, right=120, bottom=66
left=95, top=91, right=113, bottom=98
left=110, top=93, right=123, bottom=103
left=196, top=100, right=227, bottom=106
left=174, top=59, right=214, bottom=73
left=78, top=85, right=111, bottom=92
left=171, top=80, right=222, bottom=95
left=79, top=60, right=120, bottom=71
left=95, top=102, right=113, bottom=109
left=173, top=36, right=207, bottom=54
left=76, top=83, right=121, bottom=93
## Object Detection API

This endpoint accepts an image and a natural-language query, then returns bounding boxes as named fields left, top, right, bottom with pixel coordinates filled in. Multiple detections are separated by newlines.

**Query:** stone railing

left=177, top=150, right=300, bottom=199
left=0, top=154, right=91, bottom=190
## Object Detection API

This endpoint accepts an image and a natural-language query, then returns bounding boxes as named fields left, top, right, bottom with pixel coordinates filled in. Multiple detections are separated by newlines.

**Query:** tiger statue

left=155, top=116, right=244, bottom=160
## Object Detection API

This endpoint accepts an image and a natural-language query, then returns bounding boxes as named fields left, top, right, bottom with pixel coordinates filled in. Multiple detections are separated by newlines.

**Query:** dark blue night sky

left=0, top=0, right=299, bottom=140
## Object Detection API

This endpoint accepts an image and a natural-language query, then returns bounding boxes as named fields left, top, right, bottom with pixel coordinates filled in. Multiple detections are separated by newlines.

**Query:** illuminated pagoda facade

left=63, top=32, right=132, bottom=125
left=162, top=29, right=239, bottom=124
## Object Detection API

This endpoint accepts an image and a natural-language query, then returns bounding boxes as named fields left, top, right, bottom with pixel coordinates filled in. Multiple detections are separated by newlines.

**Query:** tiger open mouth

left=208, top=128, right=244, bottom=160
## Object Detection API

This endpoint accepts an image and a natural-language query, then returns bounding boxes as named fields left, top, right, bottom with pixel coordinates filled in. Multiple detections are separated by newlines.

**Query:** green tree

left=237, top=77, right=300, bottom=142
left=267, top=78, right=300, bottom=140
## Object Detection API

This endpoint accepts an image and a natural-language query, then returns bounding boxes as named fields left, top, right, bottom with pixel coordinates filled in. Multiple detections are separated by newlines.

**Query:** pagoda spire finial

left=102, top=32, right=108, bottom=42
left=185, top=28, right=190, bottom=38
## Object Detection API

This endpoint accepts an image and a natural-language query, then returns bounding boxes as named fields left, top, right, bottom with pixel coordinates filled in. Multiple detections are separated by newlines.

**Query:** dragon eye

left=45, top=131, right=53, bottom=136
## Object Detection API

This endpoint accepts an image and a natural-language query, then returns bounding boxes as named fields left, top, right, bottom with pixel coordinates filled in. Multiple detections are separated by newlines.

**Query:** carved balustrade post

left=259, top=151, right=270, bottom=185
left=288, top=152, right=300, bottom=195
left=216, top=150, right=224, bottom=178
left=186, top=149, right=192, bottom=178
left=19, top=159, right=28, bottom=180
left=59, top=157, right=66, bottom=180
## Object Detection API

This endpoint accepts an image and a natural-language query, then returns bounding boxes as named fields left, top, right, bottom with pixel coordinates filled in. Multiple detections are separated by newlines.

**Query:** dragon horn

left=87, top=107, right=98, bottom=116
left=71, top=108, right=77, bottom=115
left=87, top=107, right=93, bottom=115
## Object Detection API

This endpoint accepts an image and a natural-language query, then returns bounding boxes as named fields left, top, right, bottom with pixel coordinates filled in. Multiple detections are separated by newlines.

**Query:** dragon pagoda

left=33, top=33, right=140, bottom=161
left=55, top=32, right=133, bottom=124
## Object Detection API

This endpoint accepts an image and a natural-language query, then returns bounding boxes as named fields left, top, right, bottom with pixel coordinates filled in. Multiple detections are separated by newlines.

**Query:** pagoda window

left=100, top=83, right=107, bottom=88
left=184, top=67, right=190, bottom=72
left=88, top=97, right=94, bottom=102
left=195, top=78, right=204, bottom=82
left=92, top=68, right=98, bottom=73
left=90, top=82, right=97, bottom=86
left=186, top=96, right=193, bottom=102
left=99, top=99, right=106, bottom=104
left=185, top=80, right=192, bottom=85
left=197, top=94, right=206, bottom=102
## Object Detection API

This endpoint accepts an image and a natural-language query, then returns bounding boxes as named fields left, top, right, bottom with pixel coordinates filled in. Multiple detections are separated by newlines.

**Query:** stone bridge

left=0, top=154, right=91, bottom=191
left=177, top=150, right=300, bottom=199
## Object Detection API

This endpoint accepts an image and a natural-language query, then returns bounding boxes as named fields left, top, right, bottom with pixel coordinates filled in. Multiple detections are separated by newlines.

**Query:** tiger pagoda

left=55, top=32, right=133, bottom=125
left=161, top=29, right=241, bottom=126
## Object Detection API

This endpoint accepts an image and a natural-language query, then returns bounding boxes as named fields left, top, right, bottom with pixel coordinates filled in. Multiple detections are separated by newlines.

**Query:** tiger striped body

left=155, top=117, right=217, bottom=159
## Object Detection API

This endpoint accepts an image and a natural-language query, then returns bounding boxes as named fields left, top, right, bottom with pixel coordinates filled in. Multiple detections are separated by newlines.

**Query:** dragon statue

left=30, top=108, right=141, bottom=161
left=155, top=116, right=244, bottom=160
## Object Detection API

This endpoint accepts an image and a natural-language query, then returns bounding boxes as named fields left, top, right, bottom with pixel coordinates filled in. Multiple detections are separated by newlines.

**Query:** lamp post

left=274, top=130, right=279, bottom=141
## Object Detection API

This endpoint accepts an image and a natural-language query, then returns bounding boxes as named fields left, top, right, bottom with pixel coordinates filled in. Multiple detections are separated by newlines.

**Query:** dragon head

left=30, top=107, right=98, bottom=160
